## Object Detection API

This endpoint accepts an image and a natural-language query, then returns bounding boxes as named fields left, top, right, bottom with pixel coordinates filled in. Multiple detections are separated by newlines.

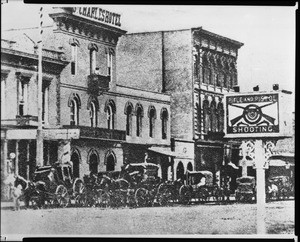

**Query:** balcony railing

left=16, top=115, right=38, bottom=126
left=63, top=125, right=126, bottom=141
left=87, top=74, right=110, bottom=95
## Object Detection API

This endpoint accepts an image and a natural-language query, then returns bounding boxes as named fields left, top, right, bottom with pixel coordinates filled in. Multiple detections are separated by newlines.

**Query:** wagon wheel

left=198, top=187, right=209, bottom=202
left=157, top=187, right=172, bottom=206
left=55, top=185, right=70, bottom=208
left=179, top=186, right=191, bottom=205
left=135, top=188, right=149, bottom=207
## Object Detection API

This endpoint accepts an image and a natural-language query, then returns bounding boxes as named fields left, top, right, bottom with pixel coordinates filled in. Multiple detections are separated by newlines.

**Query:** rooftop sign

left=224, top=91, right=293, bottom=138
left=72, top=7, right=121, bottom=28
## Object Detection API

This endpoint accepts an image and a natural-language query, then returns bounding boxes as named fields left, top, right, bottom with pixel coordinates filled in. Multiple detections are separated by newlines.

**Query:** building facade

left=117, top=28, right=244, bottom=183
left=1, top=7, right=171, bottom=184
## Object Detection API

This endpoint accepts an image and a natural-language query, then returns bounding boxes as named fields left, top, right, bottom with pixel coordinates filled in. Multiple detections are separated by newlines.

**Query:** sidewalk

left=1, top=200, right=25, bottom=210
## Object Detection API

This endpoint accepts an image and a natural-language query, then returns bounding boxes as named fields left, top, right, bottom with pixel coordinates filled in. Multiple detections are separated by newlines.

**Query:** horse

left=3, top=174, right=37, bottom=208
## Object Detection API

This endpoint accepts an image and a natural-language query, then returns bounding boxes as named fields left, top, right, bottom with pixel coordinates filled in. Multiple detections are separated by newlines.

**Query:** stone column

left=3, top=139, right=8, bottom=178
left=26, top=141, right=30, bottom=180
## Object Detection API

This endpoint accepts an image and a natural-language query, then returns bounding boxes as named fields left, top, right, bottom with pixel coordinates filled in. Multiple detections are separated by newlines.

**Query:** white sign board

left=225, top=91, right=293, bottom=138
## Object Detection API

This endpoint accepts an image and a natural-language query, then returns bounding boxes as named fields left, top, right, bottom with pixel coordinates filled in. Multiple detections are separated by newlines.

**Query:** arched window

left=105, top=150, right=116, bottom=172
left=71, top=149, right=81, bottom=178
left=90, top=101, right=97, bottom=127
left=124, top=102, right=134, bottom=136
left=148, top=106, right=156, bottom=138
left=69, top=38, right=80, bottom=75
left=68, top=93, right=81, bottom=126
left=88, top=149, right=99, bottom=175
left=187, top=162, right=193, bottom=172
left=210, top=98, right=217, bottom=132
left=160, top=108, right=168, bottom=139
left=104, top=99, right=116, bottom=130
left=176, top=162, right=184, bottom=181
left=217, top=99, right=224, bottom=132
left=203, top=97, right=210, bottom=133
left=87, top=96, right=99, bottom=128
left=88, top=43, right=98, bottom=74
left=135, top=103, right=144, bottom=137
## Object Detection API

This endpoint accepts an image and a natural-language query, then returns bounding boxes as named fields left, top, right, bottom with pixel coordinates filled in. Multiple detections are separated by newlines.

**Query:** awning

left=148, top=146, right=190, bottom=159
left=268, top=159, right=290, bottom=167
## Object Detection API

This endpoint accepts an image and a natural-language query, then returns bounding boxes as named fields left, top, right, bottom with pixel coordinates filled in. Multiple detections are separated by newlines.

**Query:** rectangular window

left=90, top=50, right=96, bottom=74
left=71, top=45, right=77, bottom=75
left=107, top=53, right=112, bottom=76
left=42, top=82, right=49, bottom=125
left=1, top=76, right=6, bottom=119
left=18, top=80, right=28, bottom=116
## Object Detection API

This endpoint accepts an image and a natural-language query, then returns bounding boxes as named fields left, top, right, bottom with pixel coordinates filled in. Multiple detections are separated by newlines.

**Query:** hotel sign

left=225, top=92, right=280, bottom=138
left=72, top=7, right=121, bottom=28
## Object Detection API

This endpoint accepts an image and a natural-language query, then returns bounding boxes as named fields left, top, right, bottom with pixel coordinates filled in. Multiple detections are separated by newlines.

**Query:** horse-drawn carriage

left=122, top=162, right=170, bottom=207
left=80, top=162, right=169, bottom=208
left=178, top=170, right=223, bottom=204
left=235, top=176, right=256, bottom=203
left=28, top=161, right=85, bottom=208
left=267, top=175, right=294, bottom=200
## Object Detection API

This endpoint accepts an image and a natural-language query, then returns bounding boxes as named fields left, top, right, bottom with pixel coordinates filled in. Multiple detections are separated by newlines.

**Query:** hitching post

left=254, top=139, right=266, bottom=234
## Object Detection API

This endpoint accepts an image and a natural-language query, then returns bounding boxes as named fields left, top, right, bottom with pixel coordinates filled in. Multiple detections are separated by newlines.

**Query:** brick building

left=1, top=7, right=172, bottom=182
left=117, top=28, right=244, bottom=182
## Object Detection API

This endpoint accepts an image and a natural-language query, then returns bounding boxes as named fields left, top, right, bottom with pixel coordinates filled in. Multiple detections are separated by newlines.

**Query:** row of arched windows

left=199, top=96, right=224, bottom=133
left=124, top=101, right=169, bottom=139
left=68, top=93, right=169, bottom=139
left=71, top=148, right=117, bottom=177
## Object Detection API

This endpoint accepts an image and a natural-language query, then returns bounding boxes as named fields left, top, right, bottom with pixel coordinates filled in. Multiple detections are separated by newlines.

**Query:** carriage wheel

left=179, top=186, right=191, bottom=205
left=29, top=196, right=42, bottom=209
left=135, top=188, right=148, bottom=207
left=55, top=185, right=70, bottom=208
left=75, top=191, right=87, bottom=207
left=98, top=190, right=111, bottom=208
left=157, top=187, right=172, bottom=206
left=110, top=191, right=124, bottom=208
left=73, top=178, right=85, bottom=196
left=213, top=187, right=224, bottom=203
left=126, top=189, right=136, bottom=208
left=198, top=187, right=209, bottom=202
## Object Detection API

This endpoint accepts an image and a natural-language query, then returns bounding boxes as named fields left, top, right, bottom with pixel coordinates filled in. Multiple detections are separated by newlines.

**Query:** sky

left=1, top=2, right=297, bottom=101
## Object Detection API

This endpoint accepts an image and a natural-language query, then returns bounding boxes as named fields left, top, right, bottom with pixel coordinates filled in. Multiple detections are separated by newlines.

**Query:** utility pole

left=254, top=140, right=266, bottom=234
left=36, top=7, right=44, bottom=166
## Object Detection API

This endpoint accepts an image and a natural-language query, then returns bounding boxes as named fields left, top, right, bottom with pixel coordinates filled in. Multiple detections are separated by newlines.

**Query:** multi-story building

left=1, top=7, right=171, bottom=182
left=117, top=28, right=244, bottom=182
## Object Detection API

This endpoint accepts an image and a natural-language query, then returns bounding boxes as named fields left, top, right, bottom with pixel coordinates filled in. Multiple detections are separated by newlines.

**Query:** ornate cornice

left=50, top=11, right=126, bottom=46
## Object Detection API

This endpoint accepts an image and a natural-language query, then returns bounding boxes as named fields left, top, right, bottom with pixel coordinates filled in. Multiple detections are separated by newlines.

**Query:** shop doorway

left=176, top=161, right=184, bottom=181
left=71, top=152, right=80, bottom=178
left=89, top=153, right=98, bottom=174
left=187, top=162, right=193, bottom=172
left=106, top=154, right=115, bottom=171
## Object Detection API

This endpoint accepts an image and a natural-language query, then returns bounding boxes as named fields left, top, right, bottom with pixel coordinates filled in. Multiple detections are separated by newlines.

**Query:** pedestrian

left=144, top=152, right=149, bottom=163
left=12, top=183, right=23, bottom=211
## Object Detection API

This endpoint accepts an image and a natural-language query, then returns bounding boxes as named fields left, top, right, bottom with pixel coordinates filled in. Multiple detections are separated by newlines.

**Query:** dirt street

left=1, top=200, right=294, bottom=240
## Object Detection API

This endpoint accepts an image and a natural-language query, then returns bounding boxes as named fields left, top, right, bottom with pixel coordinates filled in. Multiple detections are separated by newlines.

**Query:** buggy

left=31, top=161, right=85, bottom=208
left=179, top=170, right=223, bottom=204
left=235, top=176, right=256, bottom=203
left=268, top=175, right=294, bottom=200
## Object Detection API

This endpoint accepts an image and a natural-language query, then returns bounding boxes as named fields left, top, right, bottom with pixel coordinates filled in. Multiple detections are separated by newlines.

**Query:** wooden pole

left=254, top=139, right=266, bottom=234
left=36, top=7, right=44, bottom=166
